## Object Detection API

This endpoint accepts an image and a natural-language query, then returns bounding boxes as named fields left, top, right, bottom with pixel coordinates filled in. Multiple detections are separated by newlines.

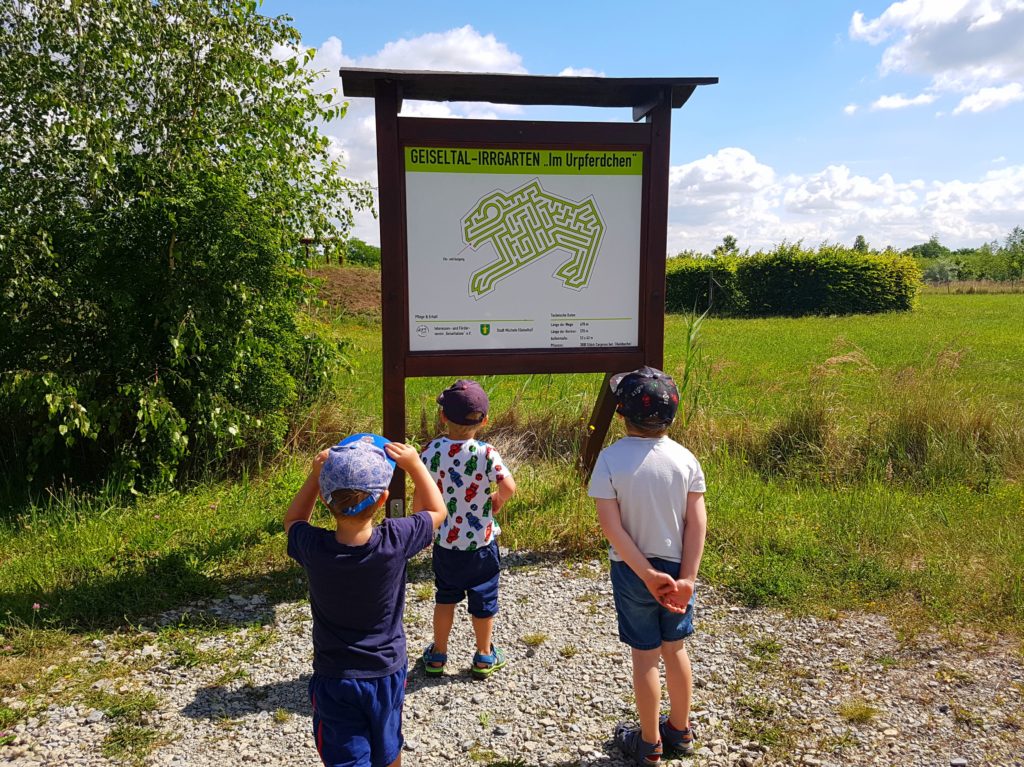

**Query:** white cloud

left=297, top=28, right=1024, bottom=253
left=665, top=149, right=1024, bottom=253
left=558, top=67, right=605, bottom=77
left=361, top=26, right=525, bottom=73
left=870, top=91, right=937, bottom=109
left=843, top=103, right=859, bottom=115
left=953, top=82, right=1024, bottom=112
left=851, top=1, right=1024, bottom=113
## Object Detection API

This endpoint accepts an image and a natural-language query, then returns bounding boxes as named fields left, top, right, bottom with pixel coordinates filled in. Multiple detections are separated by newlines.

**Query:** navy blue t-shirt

left=287, top=512, right=433, bottom=679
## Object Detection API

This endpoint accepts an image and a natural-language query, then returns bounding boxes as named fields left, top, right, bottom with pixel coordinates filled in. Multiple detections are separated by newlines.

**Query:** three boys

left=287, top=367, right=705, bottom=766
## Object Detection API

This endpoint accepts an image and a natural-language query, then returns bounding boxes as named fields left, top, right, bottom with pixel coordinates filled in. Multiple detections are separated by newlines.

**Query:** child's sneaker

left=470, top=645, right=506, bottom=680
left=658, top=715, right=695, bottom=756
left=613, top=723, right=663, bottom=764
left=420, top=643, right=447, bottom=675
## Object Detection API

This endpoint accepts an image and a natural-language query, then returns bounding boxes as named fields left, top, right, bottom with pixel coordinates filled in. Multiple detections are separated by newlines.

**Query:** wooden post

left=375, top=79, right=407, bottom=516
left=644, top=88, right=672, bottom=372
left=580, top=373, right=617, bottom=480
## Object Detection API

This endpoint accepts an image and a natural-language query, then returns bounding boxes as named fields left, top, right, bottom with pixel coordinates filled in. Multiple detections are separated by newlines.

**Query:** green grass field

left=2, top=293, right=1023, bottom=645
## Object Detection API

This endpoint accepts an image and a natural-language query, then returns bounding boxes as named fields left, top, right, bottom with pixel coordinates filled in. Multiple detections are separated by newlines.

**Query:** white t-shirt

left=587, top=436, right=706, bottom=563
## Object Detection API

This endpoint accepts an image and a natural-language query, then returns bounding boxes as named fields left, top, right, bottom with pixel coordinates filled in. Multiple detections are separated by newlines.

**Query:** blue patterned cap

left=319, top=433, right=395, bottom=515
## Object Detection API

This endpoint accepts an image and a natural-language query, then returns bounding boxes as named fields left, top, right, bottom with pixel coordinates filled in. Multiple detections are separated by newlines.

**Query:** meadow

left=2, top=284, right=1022, bottom=656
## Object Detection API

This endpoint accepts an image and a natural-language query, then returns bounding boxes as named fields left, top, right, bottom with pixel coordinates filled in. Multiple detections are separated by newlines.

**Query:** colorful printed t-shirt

left=420, top=436, right=510, bottom=551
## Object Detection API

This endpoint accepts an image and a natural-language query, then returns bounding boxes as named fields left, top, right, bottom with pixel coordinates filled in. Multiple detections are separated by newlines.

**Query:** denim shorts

left=309, top=667, right=406, bottom=767
left=610, top=558, right=696, bottom=650
left=432, top=541, right=501, bottom=618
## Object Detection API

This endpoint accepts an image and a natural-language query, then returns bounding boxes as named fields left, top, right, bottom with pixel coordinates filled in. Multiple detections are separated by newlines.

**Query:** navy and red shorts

left=308, top=667, right=406, bottom=767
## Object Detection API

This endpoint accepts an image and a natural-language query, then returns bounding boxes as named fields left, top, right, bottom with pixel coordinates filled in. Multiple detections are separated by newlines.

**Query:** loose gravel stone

left=4, top=557, right=1024, bottom=766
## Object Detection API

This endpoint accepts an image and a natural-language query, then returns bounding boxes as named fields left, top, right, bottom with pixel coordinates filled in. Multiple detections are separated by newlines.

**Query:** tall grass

left=2, top=294, right=1023, bottom=635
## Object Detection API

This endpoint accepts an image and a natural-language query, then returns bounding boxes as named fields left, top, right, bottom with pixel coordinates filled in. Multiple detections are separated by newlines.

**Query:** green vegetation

left=521, top=633, right=549, bottom=648
left=0, top=0, right=370, bottom=495
left=666, top=243, right=920, bottom=316
left=837, top=697, right=880, bottom=724
left=1, top=293, right=1022, bottom=655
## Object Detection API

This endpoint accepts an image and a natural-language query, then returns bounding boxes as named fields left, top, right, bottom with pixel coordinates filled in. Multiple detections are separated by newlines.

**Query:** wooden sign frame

left=339, top=69, right=717, bottom=514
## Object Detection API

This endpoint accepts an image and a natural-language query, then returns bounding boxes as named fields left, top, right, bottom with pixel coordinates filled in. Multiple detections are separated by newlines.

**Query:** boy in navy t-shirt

left=285, top=434, right=447, bottom=767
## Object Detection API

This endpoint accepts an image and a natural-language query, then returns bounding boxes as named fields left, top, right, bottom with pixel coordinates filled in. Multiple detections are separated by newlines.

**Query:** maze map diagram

left=461, top=179, right=606, bottom=299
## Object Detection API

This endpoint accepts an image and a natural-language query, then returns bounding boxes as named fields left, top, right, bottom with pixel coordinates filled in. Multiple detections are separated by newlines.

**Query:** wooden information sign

left=339, top=69, right=717, bottom=514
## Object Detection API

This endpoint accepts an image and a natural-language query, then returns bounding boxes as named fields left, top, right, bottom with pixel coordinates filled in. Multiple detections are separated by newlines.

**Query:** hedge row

left=665, top=244, right=921, bottom=316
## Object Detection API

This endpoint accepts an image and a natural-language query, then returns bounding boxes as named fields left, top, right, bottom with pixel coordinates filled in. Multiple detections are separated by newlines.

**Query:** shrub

left=665, top=256, right=745, bottom=314
left=666, top=244, right=921, bottom=317
left=0, top=1, right=370, bottom=493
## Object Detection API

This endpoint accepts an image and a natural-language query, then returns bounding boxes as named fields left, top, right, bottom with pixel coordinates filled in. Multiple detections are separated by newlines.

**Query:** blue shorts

left=309, top=667, right=406, bottom=767
left=610, top=558, right=696, bottom=650
left=432, top=541, right=501, bottom=618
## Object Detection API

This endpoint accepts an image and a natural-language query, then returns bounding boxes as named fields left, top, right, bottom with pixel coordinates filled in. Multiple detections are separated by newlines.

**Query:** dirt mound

left=311, top=265, right=381, bottom=316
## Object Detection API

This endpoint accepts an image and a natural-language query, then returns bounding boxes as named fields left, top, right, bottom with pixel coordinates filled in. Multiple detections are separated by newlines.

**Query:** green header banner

left=405, top=146, right=643, bottom=175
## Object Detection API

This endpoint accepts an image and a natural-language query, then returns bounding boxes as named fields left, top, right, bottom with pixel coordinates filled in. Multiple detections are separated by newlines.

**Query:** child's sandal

left=421, top=643, right=447, bottom=675
left=470, top=644, right=507, bottom=680
left=659, top=715, right=695, bottom=757
left=614, top=723, right=663, bottom=764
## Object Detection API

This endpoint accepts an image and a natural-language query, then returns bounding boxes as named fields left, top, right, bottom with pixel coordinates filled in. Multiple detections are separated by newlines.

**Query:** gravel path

left=3, top=556, right=1023, bottom=766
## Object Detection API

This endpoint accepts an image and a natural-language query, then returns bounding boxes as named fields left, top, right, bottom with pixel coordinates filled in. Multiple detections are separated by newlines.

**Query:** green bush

left=0, top=1, right=370, bottom=494
left=665, top=256, right=745, bottom=314
left=666, top=245, right=920, bottom=317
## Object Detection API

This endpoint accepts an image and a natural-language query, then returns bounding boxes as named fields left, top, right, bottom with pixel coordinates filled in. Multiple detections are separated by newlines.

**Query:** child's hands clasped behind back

left=644, top=570, right=692, bottom=614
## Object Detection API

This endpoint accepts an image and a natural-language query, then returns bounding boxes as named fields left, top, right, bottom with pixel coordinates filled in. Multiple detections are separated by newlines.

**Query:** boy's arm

left=492, top=474, right=516, bottom=513
left=595, top=497, right=687, bottom=613
left=667, top=491, right=707, bottom=609
left=386, top=442, right=447, bottom=530
left=284, top=450, right=330, bottom=533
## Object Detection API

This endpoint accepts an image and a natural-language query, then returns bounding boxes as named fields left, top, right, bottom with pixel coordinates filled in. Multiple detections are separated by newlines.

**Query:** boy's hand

left=311, top=449, right=329, bottom=477
left=661, top=578, right=695, bottom=613
left=384, top=441, right=420, bottom=471
left=642, top=569, right=680, bottom=607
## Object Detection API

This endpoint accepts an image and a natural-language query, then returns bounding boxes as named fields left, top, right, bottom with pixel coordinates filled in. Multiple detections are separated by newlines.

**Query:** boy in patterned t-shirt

left=419, top=379, right=517, bottom=679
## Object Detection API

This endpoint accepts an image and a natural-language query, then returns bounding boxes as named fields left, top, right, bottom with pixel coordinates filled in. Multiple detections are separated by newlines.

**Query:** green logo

left=479, top=323, right=491, bottom=336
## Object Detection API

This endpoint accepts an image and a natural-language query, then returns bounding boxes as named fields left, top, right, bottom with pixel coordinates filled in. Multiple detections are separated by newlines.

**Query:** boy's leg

left=661, top=638, right=693, bottom=730
left=466, top=543, right=501, bottom=661
left=471, top=615, right=494, bottom=660
left=631, top=647, right=663, bottom=745
left=431, top=603, right=457, bottom=658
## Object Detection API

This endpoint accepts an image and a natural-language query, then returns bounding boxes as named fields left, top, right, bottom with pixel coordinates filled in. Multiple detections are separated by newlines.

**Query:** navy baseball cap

left=319, top=433, right=395, bottom=515
left=437, top=379, right=489, bottom=425
left=610, top=366, right=680, bottom=429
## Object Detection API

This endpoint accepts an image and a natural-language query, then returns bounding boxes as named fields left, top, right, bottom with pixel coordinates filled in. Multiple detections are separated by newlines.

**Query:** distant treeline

left=667, top=226, right=1023, bottom=315
left=904, top=227, right=1024, bottom=284
left=667, top=243, right=920, bottom=316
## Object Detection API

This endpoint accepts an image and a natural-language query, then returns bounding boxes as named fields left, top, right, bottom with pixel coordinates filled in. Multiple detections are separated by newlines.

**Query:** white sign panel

left=405, top=146, right=643, bottom=352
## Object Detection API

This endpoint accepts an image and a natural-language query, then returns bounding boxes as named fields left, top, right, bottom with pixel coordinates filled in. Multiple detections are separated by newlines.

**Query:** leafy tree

left=1004, top=226, right=1024, bottom=281
left=712, top=235, right=738, bottom=257
left=922, top=260, right=960, bottom=285
left=0, top=0, right=372, bottom=491
left=344, top=238, right=382, bottom=268
left=852, top=234, right=869, bottom=253
left=904, top=235, right=950, bottom=260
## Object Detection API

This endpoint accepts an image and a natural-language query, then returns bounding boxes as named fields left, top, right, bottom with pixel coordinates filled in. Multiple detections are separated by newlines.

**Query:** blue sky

left=261, top=0, right=1024, bottom=253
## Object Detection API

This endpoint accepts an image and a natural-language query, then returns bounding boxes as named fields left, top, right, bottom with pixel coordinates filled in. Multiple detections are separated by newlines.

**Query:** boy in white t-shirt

left=588, top=366, right=707, bottom=764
